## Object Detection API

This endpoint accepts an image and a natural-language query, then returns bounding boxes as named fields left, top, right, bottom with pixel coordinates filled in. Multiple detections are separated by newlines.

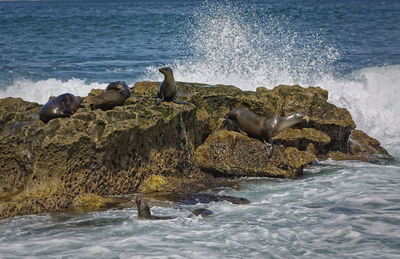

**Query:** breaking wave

left=142, top=1, right=399, bottom=152
left=0, top=78, right=107, bottom=104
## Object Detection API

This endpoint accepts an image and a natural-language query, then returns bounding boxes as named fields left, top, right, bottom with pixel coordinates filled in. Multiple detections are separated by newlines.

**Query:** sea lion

left=90, top=81, right=130, bottom=110
left=154, top=67, right=188, bottom=105
left=225, top=108, right=309, bottom=157
left=136, top=196, right=175, bottom=220
left=39, top=93, right=85, bottom=123
left=135, top=196, right=213, bottom=220
left=191, top=208, right=213, bottom=218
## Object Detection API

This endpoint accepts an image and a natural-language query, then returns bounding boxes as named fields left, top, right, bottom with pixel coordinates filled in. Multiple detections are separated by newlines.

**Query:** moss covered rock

left=195, top=130, right=315, bottom=178
left=0, top=82, right=390, bottom=219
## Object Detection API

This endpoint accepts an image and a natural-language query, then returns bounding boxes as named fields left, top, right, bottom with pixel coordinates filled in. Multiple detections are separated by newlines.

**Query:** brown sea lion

left=39, top=93, right=85, bottom=123
left=225, top=108, right=309, bottom=157
left=136, top=196, right=175, bottom=220
left=191, top=208, right=213, bottom=218
left=90, top=81, right=130, bottom=110
left=154, top=67, right=188, bottom=105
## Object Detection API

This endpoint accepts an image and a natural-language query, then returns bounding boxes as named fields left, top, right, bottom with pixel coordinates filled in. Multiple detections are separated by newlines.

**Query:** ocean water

left=0, top=0, right=400, bottom=258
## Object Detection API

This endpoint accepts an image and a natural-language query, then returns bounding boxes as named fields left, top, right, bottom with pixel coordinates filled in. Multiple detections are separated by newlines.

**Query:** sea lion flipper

left=155, top=97, right=164, bottom=105
left=263, top=140, right=274, bottom=157
left=238, top=127, right=247, bottom=136
left=172, top=98, right=189, bottom=105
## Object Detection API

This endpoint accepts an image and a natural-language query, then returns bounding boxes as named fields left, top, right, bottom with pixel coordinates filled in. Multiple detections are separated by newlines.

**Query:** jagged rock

left=195, top=130, right=316, bottom=178
left=328, top=129, right=393, bottom=163
left=0, top=82, right=391, bottom=219
left=71, top=193, right=134, bottom=212
left=274, top=128, right=331, bottom=152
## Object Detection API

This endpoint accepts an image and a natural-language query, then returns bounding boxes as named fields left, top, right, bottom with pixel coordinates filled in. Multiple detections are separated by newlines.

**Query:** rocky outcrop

left=195, top=130, right=315, bottom=178
left=0, top=82, right=391, bottom=219
left=328, top=129, right=392, bottom=163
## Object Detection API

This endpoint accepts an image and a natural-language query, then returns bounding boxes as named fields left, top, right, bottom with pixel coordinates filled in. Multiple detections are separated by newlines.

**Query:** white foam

left=0, top=78, right=107, bottom=104
left=141, top=1, right=340, bottom=89
left=320, top=65, right=400, bottom=151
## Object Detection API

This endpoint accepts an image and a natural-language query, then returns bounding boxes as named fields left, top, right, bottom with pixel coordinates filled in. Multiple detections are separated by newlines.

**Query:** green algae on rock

left=0, top=82, right=391, bottom=219
left=195, top=130, right=316, bottom=178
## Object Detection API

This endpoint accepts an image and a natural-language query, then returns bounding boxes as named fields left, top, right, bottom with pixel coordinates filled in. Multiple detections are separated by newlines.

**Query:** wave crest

left=322, top=65, right=400, bottom=152
left=0, top=78, right=107, bottom=104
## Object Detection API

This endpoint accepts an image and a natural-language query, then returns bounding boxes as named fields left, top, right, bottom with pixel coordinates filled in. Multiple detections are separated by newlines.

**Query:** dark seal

left=90, top=81, right=130, bottom=110
left=39, top=93, right=85, bottom=123
left=191, top=208, right=213, bottom=218
left=136, top=196, right=175, bottom=220
left=154, top=67, right=188, bottom=105
left=225, top=108, right=309, bottom=157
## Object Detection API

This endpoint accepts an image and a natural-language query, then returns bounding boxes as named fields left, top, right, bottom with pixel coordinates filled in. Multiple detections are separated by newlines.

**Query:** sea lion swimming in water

left=90, top=81, right=130, bottom=110
left=225, top=108, right=309, bottom=157
left=136, top=196, right=175, bottom=220
left=154, top=67, right=188, bottom=105
left=135, top=196, right=213, bottom=220
left=39, top=93, right=85, bottom=123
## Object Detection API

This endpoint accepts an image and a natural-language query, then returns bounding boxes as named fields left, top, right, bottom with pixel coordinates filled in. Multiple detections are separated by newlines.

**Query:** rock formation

left=0, top=82, right=391, bottom=219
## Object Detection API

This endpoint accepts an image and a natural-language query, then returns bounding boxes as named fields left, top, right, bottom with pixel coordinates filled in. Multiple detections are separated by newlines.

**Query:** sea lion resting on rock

left=154, top=67, right=188, bottom=105
left=39, top=93, right=85, bottom=123
left=135, top=196, right=213, bottom=220
left=90, top=81, right=130, bottom=110
left=225, top=108, right=309, bottom=157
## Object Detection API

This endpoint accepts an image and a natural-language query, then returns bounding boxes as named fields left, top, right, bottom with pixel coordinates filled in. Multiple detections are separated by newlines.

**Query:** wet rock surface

left=0, top=82, right=390, bottom=219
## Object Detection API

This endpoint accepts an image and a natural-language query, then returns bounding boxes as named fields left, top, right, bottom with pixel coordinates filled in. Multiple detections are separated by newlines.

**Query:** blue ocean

left=1, top=0, right=399, bottom=258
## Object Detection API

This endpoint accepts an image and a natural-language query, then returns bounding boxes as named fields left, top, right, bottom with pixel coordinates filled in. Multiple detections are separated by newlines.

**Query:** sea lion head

left=224, top=108, right=242, bottom=120
left=77, top=96, right=85, bottom=106
left=105, top=81, right=130, bottom=96
left=71, top=95, right=85, bottom=110
left=136, top=196, right=151, bottom=219
left=286, top=113, right=310, bottom=124
left=270, top=112, right=309, bottom=138
left=159, top=66, right=173, bottom=76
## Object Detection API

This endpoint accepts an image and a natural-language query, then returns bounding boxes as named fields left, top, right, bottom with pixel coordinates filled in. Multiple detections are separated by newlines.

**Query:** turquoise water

left=0, top=0, right=400, bottom=257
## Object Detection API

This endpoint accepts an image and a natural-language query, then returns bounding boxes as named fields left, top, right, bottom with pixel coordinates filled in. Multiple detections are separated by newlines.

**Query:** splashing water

left=142, top=1, right=399, bottom=153
left=142, top=1, right=340, bottom=88
left=0, top=78, right=107, bottom=104
left=322, top=65, right=400, bottom=152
